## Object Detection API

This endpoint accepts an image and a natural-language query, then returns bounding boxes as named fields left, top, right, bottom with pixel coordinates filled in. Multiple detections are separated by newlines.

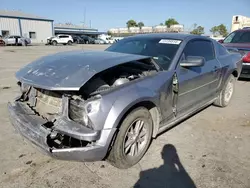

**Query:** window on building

left=29, top=32, right=36, bottom=39
left=1, top=30, right=10, bottom=37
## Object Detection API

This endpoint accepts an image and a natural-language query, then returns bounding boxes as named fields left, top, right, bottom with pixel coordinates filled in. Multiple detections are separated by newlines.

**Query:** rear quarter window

left=217, top=43, right=229, bottom=56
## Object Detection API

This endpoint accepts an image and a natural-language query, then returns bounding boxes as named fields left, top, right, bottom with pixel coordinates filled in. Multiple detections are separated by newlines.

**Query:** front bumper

left=7, top=102, right=115, bottom=162
left=46, top=39, right=53, bottom=45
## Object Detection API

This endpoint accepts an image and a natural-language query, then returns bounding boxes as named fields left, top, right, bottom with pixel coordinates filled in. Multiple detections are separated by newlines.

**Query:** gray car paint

left=8, top=33, right=242, bottom=162
left=15, top=50, right=153, bottom=91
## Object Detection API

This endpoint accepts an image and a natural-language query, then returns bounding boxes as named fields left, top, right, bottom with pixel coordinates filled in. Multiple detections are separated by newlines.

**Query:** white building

left=170, top=24, right=184, bottom=32
left=154, top=25, right=168, bottom=32
left=109, top=24, right=184, bottom=34
left=129, top=27, right=140, bottom=33
left=141, top=26, right=153, bottom=33
left=0, top=10, right=54, bottom=43
left=231, top=15, right=250, bottom=32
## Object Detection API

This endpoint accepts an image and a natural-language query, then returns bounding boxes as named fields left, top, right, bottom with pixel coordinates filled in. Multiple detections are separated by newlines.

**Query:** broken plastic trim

left=47, top=131, right=90, bottom=149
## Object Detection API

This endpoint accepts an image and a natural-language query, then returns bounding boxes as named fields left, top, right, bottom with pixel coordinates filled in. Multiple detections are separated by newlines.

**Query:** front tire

left=52, top=40, right=57, bottom=46
left=214, top=74, right=235, bottom=107
left=107, top=107, right=153, bottom=169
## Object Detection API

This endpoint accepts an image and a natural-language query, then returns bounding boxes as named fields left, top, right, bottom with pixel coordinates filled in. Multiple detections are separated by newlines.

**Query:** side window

left=184, top=40, right=215, bottom=61
left=238, top=32, right=250, bottom=43
left=217, top=43, right=229, bottom=56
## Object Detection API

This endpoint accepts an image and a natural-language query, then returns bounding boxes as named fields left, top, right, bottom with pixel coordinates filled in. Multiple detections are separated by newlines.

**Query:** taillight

left=243, top=52, right=250, bottom=63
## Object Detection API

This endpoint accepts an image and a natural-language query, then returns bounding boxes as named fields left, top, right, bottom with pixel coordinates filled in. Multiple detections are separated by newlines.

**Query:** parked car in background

left=2, top=35, right=31, bottom=46
left=46, top=36, right=55, bottom=45
left=94, top=38, right=107, bottom=44
left=8, top=33, right=242, bottom=169
left=47, top=35, right=73, bottom=45
left=72, top=35, right=85, bottom=44
left=0, top=35, right=4, bottom=46
left=98, top=34, right=115, bottom=44
left=219, top=28, right=250, bottom=78
left=0, top=39, right=4, bottom=46
left=80, top=35, right=95, bottom=44
left=113, top=37, right=124, bottom=43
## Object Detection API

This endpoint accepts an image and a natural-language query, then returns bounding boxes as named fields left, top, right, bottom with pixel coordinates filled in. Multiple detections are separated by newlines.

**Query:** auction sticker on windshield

left=159, top=39, right=182, bottom=45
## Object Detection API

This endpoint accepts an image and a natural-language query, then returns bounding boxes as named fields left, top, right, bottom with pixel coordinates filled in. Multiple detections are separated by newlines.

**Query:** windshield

left=224, top=31, right=250, bottom=43
left=105, top=38, right=181, bottom=70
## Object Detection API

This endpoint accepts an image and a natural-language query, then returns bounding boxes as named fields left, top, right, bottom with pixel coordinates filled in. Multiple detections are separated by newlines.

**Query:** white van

left=98, top=34, right=114, bottom=44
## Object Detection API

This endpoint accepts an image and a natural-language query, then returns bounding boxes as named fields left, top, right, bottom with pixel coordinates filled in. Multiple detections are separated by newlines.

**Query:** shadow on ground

left=134, top=144, right=196, bottom=188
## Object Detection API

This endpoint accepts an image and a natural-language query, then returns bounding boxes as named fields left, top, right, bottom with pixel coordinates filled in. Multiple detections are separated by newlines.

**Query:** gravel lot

left=0, top=45, right=250, bottom=188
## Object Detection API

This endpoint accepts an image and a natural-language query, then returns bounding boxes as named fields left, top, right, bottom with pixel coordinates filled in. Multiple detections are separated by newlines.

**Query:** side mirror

left=218, top=39, right=224, bottom=43
left=180, top=56, right=205, bottom=67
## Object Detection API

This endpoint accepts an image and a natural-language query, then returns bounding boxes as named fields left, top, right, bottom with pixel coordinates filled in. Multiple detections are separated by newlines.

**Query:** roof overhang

left=0, top=15, right=53, bottom=22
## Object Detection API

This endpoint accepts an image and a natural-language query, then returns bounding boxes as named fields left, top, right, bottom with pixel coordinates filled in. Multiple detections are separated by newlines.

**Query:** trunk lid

left=223, top=43, right=250, bottom=56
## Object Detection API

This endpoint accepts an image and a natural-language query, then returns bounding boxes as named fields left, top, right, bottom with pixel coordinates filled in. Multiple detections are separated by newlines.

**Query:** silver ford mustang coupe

left=8, top=33, right=242, bottom=169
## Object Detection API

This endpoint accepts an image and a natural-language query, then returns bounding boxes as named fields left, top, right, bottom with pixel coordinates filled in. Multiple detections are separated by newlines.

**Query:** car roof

left=125, top=33, right=209, bottom=41
left=234, top=28, right=250, bottom=32
left=57, top=34, right=71, bottom=36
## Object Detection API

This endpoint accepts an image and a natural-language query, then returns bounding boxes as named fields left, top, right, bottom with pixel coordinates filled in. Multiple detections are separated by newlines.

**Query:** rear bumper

left=240, top=63, right=250, bottom=78
left=7, top=102, right=115, bottom=162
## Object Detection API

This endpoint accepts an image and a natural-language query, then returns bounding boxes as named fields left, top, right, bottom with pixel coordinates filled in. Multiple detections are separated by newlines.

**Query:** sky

left=1, top=0, right=250, bottom=34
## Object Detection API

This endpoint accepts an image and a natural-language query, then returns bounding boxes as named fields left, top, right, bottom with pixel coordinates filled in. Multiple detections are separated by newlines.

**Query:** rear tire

left=107, top=107, right=153, bottom=169
left=214, top=74, right=235, bottom=107
left=67, top=40, right=72, bottom=45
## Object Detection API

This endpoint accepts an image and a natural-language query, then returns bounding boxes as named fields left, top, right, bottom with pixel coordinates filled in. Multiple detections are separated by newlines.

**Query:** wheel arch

left=107, top=99, right=161, bottom=138
left=231, top=69, right=238, bottom=78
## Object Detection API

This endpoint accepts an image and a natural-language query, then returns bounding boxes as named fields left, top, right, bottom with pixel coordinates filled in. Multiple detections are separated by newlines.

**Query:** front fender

left=103, top=86, right=159, bottom=130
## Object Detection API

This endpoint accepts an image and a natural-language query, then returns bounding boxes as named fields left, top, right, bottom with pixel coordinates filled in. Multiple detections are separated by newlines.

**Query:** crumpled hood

left=16, top=50, right=151, bottom=91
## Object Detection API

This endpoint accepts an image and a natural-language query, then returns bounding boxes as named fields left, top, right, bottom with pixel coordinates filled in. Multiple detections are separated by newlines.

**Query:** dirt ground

left=0, top=45, right=249, bottom=188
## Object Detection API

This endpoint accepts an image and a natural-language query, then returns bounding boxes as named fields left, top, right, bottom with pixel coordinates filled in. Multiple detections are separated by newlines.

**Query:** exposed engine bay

left=18, top=61, right=157, bottom=122
left=79, top=61, right=157, bottom=99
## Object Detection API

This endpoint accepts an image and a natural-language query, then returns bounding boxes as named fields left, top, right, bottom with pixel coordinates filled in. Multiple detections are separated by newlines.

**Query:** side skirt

left=157, top=98, right=217, bottom=136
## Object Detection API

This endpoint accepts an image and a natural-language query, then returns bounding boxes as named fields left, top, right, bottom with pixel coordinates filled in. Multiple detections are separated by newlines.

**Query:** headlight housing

left=69, top=97, right=101, bottom=128
left=84, top=100, right=101, bottom=115
left=17, top=81, right=30, bottom=94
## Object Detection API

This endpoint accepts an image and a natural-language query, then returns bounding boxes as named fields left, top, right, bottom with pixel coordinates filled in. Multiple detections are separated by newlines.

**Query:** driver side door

left=175, top=39, right=221, bottom=116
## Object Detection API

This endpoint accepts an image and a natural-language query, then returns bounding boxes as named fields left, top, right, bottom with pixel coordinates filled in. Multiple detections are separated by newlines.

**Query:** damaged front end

left=8, top=85, right=110, bottom=162
left=8, top=51, right=159, bottom=162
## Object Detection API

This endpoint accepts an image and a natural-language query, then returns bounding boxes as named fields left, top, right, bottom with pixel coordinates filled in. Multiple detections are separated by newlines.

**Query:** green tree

left=190, top=25, right=205, bottom=35
left=137, top=22, right=145, bottom=29
left=210, top=24, right=228, bottom=37
left=107, top=31, right=112, bottom=36
left=126, top=20, right=137, bottom=28
left=165, top=18, right=179, bottom=28
left=159, top=23, right=164, bottom=26
left=210, top=26, right=218, bottom=35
